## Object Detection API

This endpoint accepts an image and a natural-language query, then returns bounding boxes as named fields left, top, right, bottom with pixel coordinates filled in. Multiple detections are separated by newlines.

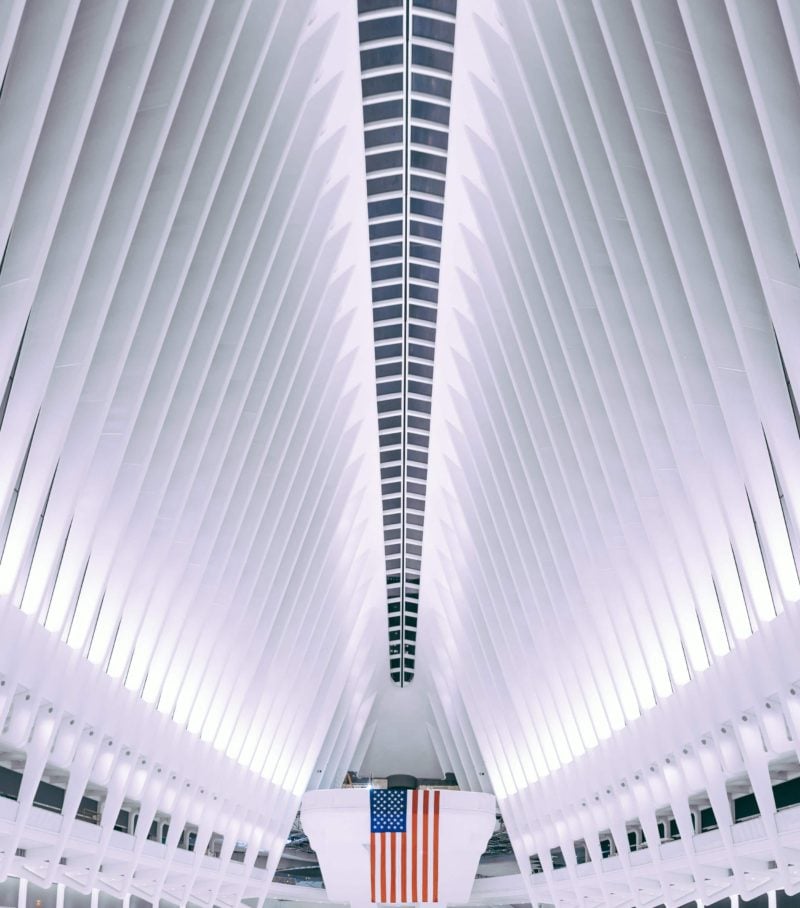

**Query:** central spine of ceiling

left=357, top=0, right=457, bottom=686
left=401, top=0, right=412, bottom=688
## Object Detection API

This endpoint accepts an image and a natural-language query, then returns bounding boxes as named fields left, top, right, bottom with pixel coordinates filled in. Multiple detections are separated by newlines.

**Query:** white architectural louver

left=423, top=0, right=800, bottom=904
left=1, top=1, right=800, bottom=907
left=0, top=2, right=384, bottom=905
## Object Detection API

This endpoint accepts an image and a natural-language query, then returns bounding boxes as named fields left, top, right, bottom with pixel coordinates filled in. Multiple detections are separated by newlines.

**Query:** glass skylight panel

left=358, top=0, right=456, bottom=685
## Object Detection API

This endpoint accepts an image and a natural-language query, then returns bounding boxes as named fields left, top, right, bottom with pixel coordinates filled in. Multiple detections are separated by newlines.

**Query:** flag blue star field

left=369, top=788, right=441, bottom=903
left=370, top=788, right=406, bottom=833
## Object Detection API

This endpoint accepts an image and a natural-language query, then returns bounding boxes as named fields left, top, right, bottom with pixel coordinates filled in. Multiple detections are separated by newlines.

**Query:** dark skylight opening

left=357, top=0, right=456, bottom=685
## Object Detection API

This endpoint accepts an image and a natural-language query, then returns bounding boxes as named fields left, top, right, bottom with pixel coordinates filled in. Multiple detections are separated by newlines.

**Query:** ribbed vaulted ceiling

left=2, top=1, right=800, bottom=907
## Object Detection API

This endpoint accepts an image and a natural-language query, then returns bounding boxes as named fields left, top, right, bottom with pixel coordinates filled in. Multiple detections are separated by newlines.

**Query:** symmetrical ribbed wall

left=0, top=2, right=384, bottom=904
left=421, top=0, right=800, bottom=904
left=2, top=1, right=800, bottom=906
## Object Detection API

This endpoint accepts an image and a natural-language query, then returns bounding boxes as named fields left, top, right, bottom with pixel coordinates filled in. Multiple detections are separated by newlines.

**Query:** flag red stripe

left=390, top=831, right=397, bottom=902
left=370, top=832, right=376, bottom=903
left=411, top=790, right=418, bottom=902
left=401, top=825, right=407, bottom=902
left=433, top=790, right=440, bottom=901
left=422, top=789, right=429, bottom=901
left=380, top=832, right=387, bottom=903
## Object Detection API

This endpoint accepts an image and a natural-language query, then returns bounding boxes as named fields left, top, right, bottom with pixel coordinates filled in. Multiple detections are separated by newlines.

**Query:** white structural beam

left=423, top=0, right=800, bottom=904
left=0, top=1, right=384, bottom=904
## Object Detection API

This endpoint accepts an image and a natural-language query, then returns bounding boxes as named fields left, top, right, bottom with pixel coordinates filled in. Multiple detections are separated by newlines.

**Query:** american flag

left=369, top=788, right=441, bottom=903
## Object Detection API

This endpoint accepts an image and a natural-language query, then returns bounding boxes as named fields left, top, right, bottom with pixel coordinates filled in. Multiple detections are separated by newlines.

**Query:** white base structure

left=301, top=789, right=495, bottom=905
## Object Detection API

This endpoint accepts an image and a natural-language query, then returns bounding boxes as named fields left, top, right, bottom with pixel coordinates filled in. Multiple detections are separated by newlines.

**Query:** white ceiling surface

left=431, top=0, right=800, bottom=791
left=422, top=0, right=800, bottom=904
left=0, top=0, right=386, bottom=904
left=1, top=0, right=800, bottom=907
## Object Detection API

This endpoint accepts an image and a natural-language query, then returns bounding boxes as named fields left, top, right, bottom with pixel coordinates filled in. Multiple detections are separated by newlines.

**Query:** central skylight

left=357, top=0, right=457, bottom=685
